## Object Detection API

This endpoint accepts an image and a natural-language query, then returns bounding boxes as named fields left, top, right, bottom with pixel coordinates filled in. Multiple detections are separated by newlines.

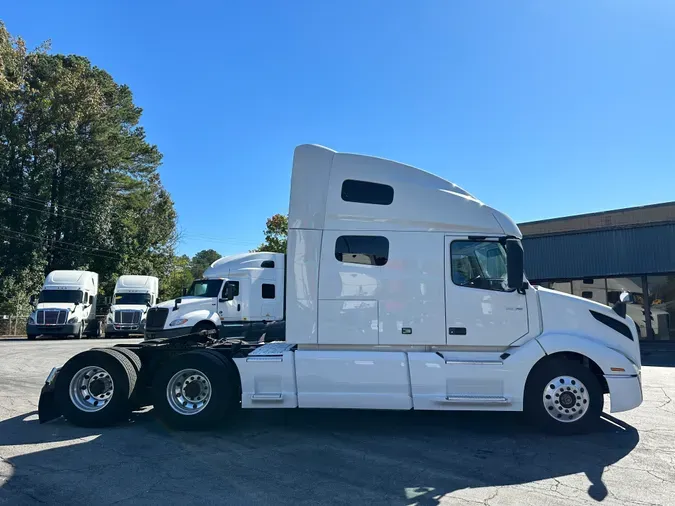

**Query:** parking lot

left=0, top=338, right=673, bottom=505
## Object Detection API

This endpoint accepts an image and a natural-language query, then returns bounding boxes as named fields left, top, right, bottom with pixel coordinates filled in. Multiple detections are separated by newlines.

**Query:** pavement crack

left=483, top=488, right=499, bottom=505
left=657, top=387, right=673, bottom=409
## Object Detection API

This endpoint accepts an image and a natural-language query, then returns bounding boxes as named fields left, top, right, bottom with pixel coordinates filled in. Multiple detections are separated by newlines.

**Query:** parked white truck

left=38, top=145, right=643, bottom=434
left=143, top=252, right=285, bottom=341
left=105, top=275, right=159, bottom=338
left=27, top=270, right=101, bottom=340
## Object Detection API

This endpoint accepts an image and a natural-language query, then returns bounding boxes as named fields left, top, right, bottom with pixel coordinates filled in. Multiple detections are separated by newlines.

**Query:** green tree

left=161, top=254, right=193, bottom=300
left=0, top=21, right=177, bottom=314
left=189, top=249, right=221, bottom=279
left=253, top=214, right=288, bottom=253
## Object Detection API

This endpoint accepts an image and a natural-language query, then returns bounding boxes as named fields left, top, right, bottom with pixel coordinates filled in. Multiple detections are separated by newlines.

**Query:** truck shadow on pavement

left=0, top=408, right=639, bottom=505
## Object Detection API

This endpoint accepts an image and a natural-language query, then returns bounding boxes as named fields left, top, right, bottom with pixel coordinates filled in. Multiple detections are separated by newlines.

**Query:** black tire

left=191, top=321, right=216, bottom=338
left=27, top=334, right=37, bottom=341
left=152, top=350, right=238, bottom=430
left=524, top=357, right=603, bottom=435
left=109, top=347, right=142, bottom=373
left=106, top=347, right=144, bottom=410
left=55, top=348, right=137, bottom=427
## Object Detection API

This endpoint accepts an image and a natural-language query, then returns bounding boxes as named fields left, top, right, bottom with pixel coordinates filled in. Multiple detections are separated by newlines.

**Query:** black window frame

left=220, top=280, right=240, bottom=299
left=262, top=283, right=275, bottom=299
left=450, top=240, right=510, bottom=292
left=335, top=235, right=390, bottom=266
left=341, top=179, right=394, bottom=206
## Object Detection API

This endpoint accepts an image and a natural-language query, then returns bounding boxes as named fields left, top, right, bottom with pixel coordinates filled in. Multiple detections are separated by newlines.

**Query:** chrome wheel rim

left=166, top=369, right=212, bottom=416
left=543, top=375, right=590, bottom=423
left=69, top=366, right=114, bottom=412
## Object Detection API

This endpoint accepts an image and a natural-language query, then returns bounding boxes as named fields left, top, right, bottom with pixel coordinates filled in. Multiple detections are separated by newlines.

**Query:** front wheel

left=524, top=358, right=603, bottom=435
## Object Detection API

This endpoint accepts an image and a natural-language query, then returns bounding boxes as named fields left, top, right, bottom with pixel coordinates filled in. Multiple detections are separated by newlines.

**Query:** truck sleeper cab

left=38, top=145, right=642, bottom=434
left=143, top=252, right=285, bottom=342
left=27, top=270, right=101, bottom=340
left=105, top=275, right=159, bottom=338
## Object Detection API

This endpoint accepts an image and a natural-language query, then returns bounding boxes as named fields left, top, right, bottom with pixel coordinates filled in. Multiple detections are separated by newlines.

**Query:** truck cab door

left=218, top=280, right=241, bottom=322
left=444, top=236, right=528, bottom=346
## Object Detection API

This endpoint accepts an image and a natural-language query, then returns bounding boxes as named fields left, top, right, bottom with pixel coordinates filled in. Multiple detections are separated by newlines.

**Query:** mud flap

left=38, top=367, right=62, bottom=424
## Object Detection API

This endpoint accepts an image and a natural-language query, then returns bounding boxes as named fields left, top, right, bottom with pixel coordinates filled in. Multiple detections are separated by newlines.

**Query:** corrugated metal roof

left=523, top=223, right=675, bottom=280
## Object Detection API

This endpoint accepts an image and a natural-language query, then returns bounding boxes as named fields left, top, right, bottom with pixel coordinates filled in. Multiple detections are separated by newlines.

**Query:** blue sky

left=3, top=1, right=674, bottom=256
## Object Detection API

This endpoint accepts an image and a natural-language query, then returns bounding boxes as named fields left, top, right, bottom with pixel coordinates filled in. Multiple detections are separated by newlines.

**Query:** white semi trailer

left=27, top=270, right=102, bottom=340
left=37, top=145, right=643, bottom=434
left=105, top=275, right=159, bottom=338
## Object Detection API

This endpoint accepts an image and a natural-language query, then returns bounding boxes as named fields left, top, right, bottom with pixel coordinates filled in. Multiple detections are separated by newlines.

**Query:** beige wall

left=519, top=202, right=675, bottom=237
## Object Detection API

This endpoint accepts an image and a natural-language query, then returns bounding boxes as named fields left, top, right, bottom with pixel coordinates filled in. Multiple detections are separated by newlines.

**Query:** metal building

left=520, top=202, right=675, bottom=342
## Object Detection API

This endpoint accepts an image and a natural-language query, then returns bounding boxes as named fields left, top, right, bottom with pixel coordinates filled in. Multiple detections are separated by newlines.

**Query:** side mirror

left=222, top=283, right=235, bottom=302
left=182, top=287, right=187, bottom=296
left=88, top=295, right=94, bottom=305
left=505, top=239, right=525, bottom=291
left=620, top=291, right=633, bottom=304
left=29, top=294, right=36, bottom=306
left=173, top=298, right=182, bottom=311
left=146, top=301, right=152, bottom=307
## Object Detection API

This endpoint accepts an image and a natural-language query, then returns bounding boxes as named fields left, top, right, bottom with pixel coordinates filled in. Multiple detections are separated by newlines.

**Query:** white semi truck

left=143, top=252, right=285, bottom=341
left=105, top=275, right=159, bottom=338
left=27, top=270, right=102, bottom=340
left=37, top=145, right=643, bottom=434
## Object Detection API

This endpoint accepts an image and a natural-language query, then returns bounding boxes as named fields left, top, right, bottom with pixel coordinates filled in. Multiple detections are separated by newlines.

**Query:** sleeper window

left=341, top=179, right=394, bottom=205
left=335, top=236, right=389, bottom=266
left=262, top=284, right=275, bottom=299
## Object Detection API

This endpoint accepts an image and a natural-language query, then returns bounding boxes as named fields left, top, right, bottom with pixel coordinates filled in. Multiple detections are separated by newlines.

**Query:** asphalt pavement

left=0, top=338, right=674, bottom=505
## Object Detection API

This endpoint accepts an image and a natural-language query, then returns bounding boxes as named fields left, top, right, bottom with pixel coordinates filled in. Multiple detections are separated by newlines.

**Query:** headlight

left=68, top=317, right=79, bottom=324
left=169, top=318, right=189, bottom=327
left=27, top=316, right=35, bottom=325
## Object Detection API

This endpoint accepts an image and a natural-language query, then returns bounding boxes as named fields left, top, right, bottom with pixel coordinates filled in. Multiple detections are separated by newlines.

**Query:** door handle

left=237, top=304, right=241, bottom=311
left=448, top=327, right=467, bottom=335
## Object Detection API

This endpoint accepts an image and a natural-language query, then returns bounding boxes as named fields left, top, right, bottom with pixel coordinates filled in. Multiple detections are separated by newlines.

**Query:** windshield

left=38, top=290, right=83, bottom=304
left=115, top=293, right=151, bottom=305
left=186, top=279, right=223, bottom=298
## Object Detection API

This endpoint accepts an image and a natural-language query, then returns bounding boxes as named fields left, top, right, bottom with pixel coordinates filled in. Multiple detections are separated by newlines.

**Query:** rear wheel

left=152, top=350, right=238, bottom=430
left=55, top=348, right=137, bottom=427
left=524, top=357, right=603, bottom=435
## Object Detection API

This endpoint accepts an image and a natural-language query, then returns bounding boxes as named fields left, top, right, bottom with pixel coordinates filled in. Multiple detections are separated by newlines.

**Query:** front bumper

left=106, top=321, right=145, bottom=335
left=606, top=372, right=643, bottom=413
left=27, top=322, right=82, bottom=336
left=143, top=327, right=191, bottom=340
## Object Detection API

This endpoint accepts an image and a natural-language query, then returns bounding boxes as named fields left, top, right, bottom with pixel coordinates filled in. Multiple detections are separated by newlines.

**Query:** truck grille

left=145, top=308, right=169, bottom=329
left=36, top=309, right=67, bottom=325
left=114, top=310, right=141, bottom=325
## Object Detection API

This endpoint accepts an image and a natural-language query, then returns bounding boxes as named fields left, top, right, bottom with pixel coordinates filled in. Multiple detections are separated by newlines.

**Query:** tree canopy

left=0, top=22, right=177, bottom=313
left=253, top=214, right=287, bottom=253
